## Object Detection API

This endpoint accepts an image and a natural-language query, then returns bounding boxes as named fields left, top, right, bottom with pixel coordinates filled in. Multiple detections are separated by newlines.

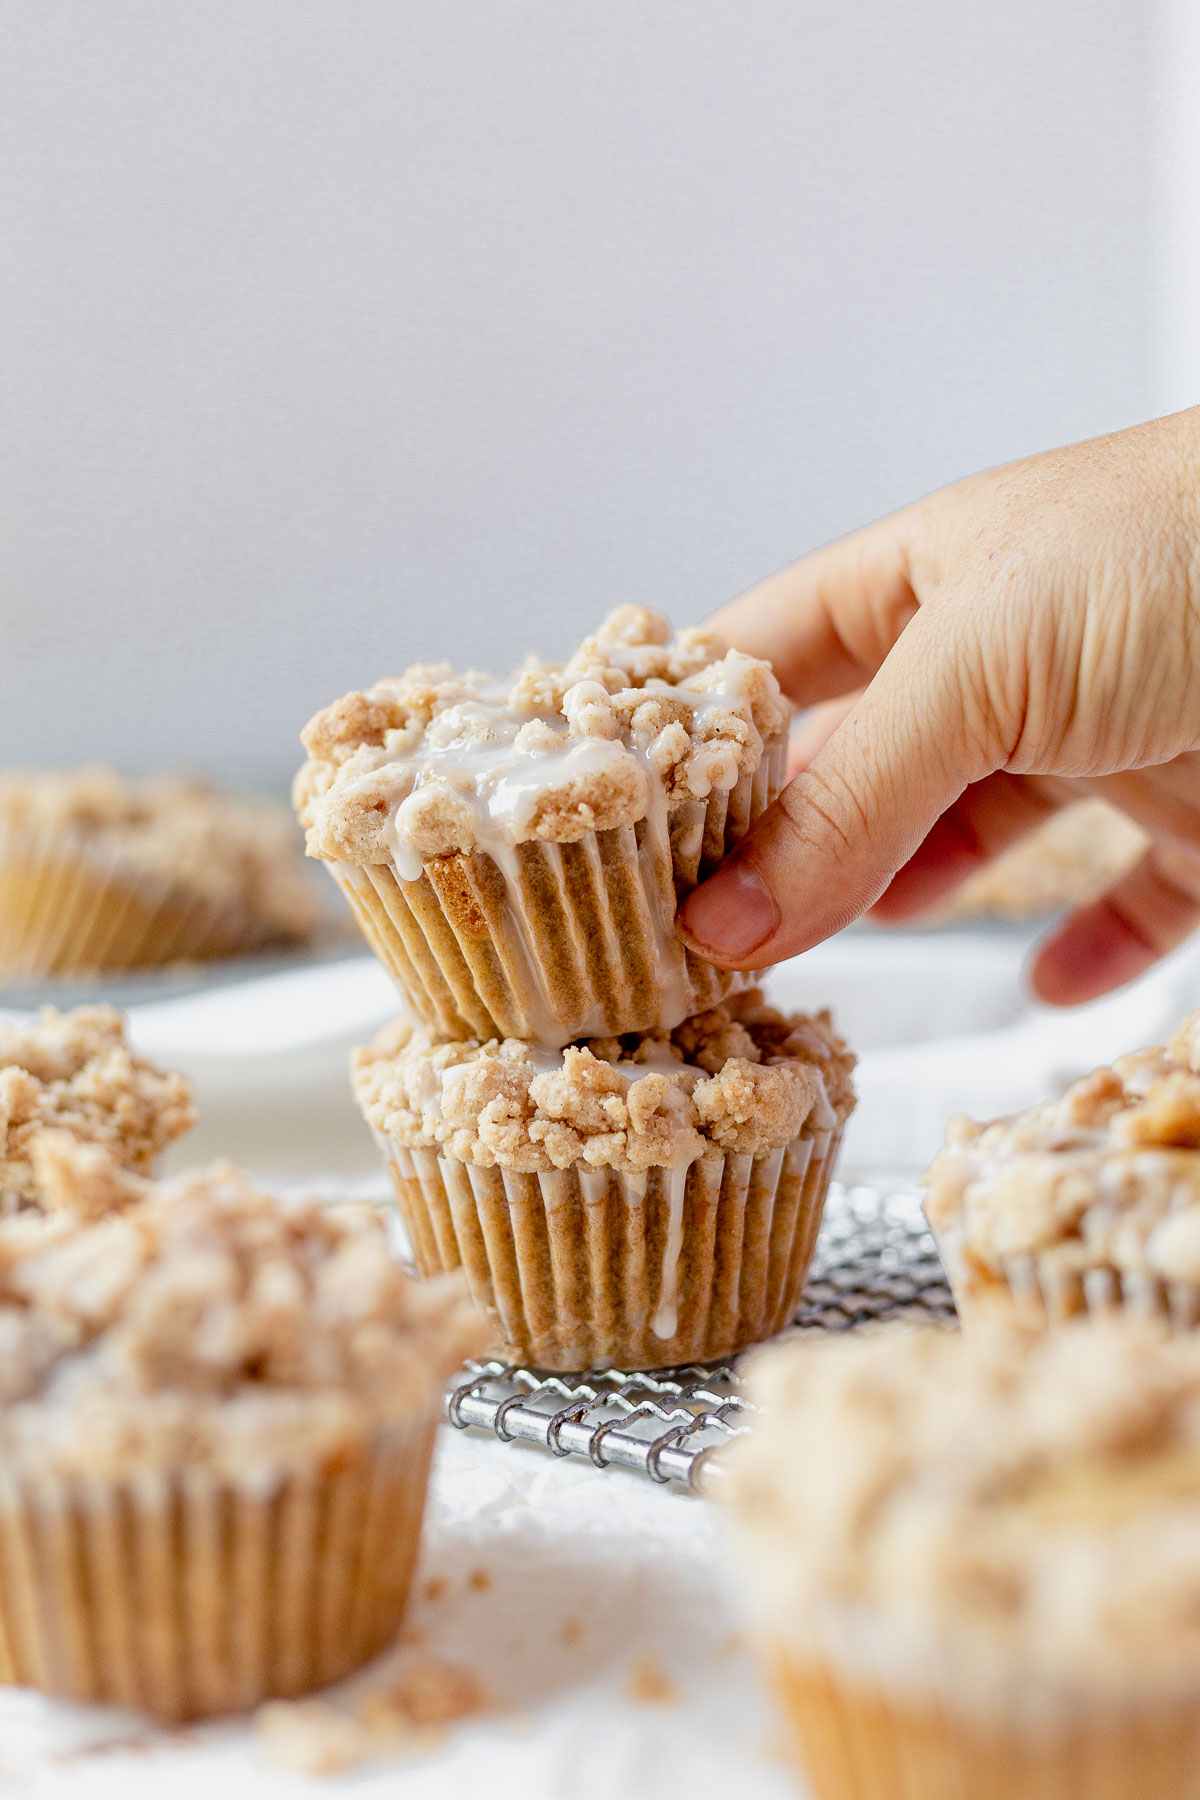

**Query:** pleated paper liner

left=382, top=1126, right=841, bottom=1372
left=928, top=1224, right=1200, bottom=1334
left=0, top=1413, right=436, bottom=1721
left=766, top=1642, right=1200, bottom=1800
left=0, top=825, right=282, bottom=977
left=327, top=734, right=788, bottom=1047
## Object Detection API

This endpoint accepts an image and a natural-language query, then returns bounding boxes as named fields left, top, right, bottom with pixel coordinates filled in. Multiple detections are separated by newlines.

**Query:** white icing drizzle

left=652, top=1156, right=700, bottom=1340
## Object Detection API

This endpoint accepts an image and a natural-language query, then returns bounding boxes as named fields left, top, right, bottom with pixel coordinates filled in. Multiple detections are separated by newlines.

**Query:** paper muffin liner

left=327, top=734, right=788, bottom=1047
left=0, top=1412, right=437, bottom=1721
left=0, top=824, right=279, bottom=977
left=381, top=1122, right=841, bottom=1371
left=927, top=1220, right=1200, bottom=1334
left=762, top=1631, right=1200, bottom=1800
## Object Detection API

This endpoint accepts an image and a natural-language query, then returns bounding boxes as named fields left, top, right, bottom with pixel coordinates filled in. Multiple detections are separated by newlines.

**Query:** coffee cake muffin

left=0, top=767, right=320, bottom=976
left=0, top=1005, right=193, bottom=1211
left=724, top=1318, right=1200, bottom=1800
left=295, top=606, right=789, bottom=1047
left=937, top=797, right=1146, bottom=923
left=925, top=1010, right=1200, bottom=1329
left=0, top=1140, right=484, bottom=1719
left=353, top=990, right=854, bottom=1370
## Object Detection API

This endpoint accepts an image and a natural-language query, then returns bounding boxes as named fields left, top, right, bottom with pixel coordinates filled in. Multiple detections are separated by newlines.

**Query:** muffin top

left=725, top=1318, right=1200, bottom=1696
left=0, top=766, right=320, bottom=940
left=1, top=1006, right=194, bottom=1212
left=924, top=1011, right=1200, bottom=1283
left=353, top=990, right=855, bottom=1174
left=294, top=606, right=789, bottom=871
left=0, top=1138, right=485, bottom=1480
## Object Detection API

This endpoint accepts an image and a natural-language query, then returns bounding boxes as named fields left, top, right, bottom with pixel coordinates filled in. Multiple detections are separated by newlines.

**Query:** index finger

left=708, top=509, right=924, bottom=707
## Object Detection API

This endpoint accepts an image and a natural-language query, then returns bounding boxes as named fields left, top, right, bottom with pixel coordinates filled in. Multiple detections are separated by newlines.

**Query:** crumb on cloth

left=624, top=1654, right=678, bottom=1705
left=256, top=1654, right=488, bottom=1777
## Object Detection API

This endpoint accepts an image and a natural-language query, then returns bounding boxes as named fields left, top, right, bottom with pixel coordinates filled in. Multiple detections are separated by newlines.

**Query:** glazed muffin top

left=0, top=766, right=320, bottom=940
left=294, top=606, right=789, bottom=871
left=725, top=1317, right=1200, bottom=1696
left=353, top=990, right=855, bottom=1174
left=0, top=1138, right=485, bottom=1479
left=924, top=1011, right=1200, bottom=1283
left=1, top=1006, right=194, bottom=1213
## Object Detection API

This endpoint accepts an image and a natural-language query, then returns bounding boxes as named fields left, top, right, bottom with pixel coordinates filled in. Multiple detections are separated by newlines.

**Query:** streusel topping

left=725, top=1318, right=1200, bottom=1692
left=0, top=1141, right=484, bottom=1478
left=294, top=606, right=789, bottom=871
left=0, top=766, right=320, bottom=939
left=0, top=1006, right=194, bottom=1212
left=924, top=1011, right=1200, bottom=1281
left=353, top=990, right=855, bottom=1174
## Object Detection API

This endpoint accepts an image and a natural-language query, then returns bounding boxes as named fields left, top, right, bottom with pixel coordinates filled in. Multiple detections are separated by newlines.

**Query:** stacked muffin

left=297, top=606, right=856, bottom=1370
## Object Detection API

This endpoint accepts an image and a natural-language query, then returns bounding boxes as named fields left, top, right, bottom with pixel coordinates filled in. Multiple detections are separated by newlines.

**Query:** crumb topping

left=0, top=1007, right=194, bottom=1212
left=924, top=1012, right=1200, bottom=1282
left=353, top=989, right=855, bottom=1173
left=0, top=766, right=320, bottom=939
left=294, top=607, right=790, bottom=867
left=725, top=1318, right=1200, bottom=1690
left=0, top=1144, right=485, bottom=1477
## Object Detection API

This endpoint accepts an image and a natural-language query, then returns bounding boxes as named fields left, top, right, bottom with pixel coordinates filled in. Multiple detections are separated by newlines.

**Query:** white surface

left=0, top=1431, right=793, bottom=1800
left=0, top=1, right=1151, bottom=788
left=8, top=930, right=1200, bottom=1794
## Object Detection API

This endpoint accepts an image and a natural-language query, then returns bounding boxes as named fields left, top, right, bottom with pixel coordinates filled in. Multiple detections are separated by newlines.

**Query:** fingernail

left=678, top=860, right=780, bottom=959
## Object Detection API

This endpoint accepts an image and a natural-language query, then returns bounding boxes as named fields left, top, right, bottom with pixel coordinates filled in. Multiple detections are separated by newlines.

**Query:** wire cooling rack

left=444, top=1179, right=955, bottom=1492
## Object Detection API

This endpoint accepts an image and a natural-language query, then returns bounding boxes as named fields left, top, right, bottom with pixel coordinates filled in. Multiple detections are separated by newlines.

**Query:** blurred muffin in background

left=0, top=766, right=321, bottom=976
left=924, top=1007, right=1200, bottom=1331
left=0, top=1141, right=484, bottom=1719
left=724, top=1317, right=1200, bottom=1800
left=0, top=1003, right=194, bottom=1212
left=936, top=796, right=1146, bottom=922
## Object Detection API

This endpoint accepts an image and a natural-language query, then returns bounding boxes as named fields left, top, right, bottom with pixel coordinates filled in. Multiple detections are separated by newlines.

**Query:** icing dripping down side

left=652, top=1158, right=699, bottom=1341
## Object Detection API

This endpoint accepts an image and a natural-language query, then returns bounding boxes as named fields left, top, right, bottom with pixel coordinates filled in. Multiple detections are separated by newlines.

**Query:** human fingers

left=709, top=512, right=924, bottom=707
left=677, top=601, right=999, bottom=967
left=869, top=771, right=1069, bottom=922
left=787, top=692, right=860, bottom=780
left=1031, top=841, right=1200, bottom=1004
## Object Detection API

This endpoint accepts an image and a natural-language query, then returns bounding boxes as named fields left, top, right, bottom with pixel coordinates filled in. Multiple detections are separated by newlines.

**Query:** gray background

left=1, top=2, right=1186, bottom=792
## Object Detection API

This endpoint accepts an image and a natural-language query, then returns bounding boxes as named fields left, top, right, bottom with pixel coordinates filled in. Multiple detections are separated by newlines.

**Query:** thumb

left=677, top=604, right=1000, bottom=967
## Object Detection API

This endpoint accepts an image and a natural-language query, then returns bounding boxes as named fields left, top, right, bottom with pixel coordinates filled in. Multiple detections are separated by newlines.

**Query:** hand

left=677, top=407, right=1200, bottom=1005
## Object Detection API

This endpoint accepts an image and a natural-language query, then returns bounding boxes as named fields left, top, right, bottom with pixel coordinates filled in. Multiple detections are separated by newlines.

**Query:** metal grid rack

left=444, top=1179, right=955, bottom=1492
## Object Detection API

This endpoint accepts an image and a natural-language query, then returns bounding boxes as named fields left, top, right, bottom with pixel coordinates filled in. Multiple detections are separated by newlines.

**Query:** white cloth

left=7, top=928, right=1200, bottom=1795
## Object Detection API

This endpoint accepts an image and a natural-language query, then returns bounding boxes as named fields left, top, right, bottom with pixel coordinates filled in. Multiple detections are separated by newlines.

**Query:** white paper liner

left=755, top=1607, right=1200, bottom=1800
left=382, top=1120, right=841, bottom=1371
left=0, top=1412, right=436, bottom=1720
left=927, top=1217, right=1200, bottom=1333
left=0, top=824, right=280, bottom=976
left=326, top=734, right=787, bottom=1048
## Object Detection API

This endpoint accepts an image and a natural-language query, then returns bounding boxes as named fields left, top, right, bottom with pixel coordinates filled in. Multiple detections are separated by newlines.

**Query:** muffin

left=936, top=796, right=1146, bottom=922
left=723, top=1317, right=1200, bottom=1800
left=352, top=989, right=855, bottom=1370
left=924, top=1010, right=1200, bottom=1329
left=0, top=766, right=321, bottom=976
left=294, top=606, right=790, bottom=1047
left=1, top=1004, right=194, bottom=1211
left=0, top=1138, right=484, bottom=1720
